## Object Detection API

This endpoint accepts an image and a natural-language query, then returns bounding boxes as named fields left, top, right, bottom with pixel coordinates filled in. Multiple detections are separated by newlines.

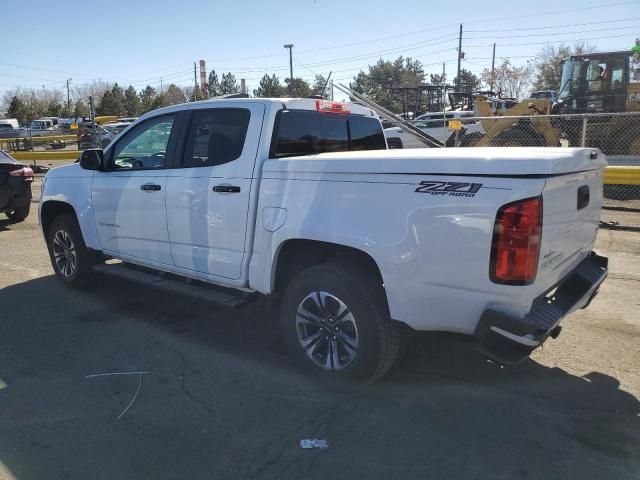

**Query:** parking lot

left=0, top=191, right=639, bottom=479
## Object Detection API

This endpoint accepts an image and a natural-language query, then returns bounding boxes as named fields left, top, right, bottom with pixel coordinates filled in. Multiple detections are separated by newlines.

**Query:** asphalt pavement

left=0, top=199, right=638, bottom=479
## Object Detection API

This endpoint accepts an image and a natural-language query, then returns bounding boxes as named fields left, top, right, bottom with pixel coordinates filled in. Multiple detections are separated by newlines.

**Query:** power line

left=464, top=24, right=640, bottom=40
left=465, top=32, right=635, bottom=48
left=465, top=16, right=640, bottom=33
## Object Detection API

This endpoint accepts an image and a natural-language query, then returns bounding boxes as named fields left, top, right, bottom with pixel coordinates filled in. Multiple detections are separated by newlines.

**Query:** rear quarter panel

left=250, top=169, right=546, bottom=334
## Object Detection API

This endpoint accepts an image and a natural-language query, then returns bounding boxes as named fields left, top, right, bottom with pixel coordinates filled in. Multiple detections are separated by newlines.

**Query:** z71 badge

left=415, top=181, right=482, bottom=197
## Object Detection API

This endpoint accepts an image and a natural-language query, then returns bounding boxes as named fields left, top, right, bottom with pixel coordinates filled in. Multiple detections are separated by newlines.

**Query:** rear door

left=166, top=103, right=265, bottom=280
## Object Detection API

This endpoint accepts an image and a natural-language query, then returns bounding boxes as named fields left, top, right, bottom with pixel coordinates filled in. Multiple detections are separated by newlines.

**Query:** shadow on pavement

left=0, top=274, right=638, bottom=479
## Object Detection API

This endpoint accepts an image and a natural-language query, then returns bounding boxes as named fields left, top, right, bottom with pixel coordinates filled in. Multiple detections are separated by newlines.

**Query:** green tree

left=350, top=56, right=425, bottom=111
left=207, top=70, right=220, bottom=97
left=219, top=72, right=239, bottom=94
left=453, top=69, right=481, bottom=92
left=6, top=96, right=27, bottom=125
left=533, top=42, right=595, bottom=91
left=124, top=85, right=141, bottom=116
left=73, top=100, right=88, bottom=118
left=45, top=100, right=63, bottom=117
left=110, top=83, right=126, bottom=115
left=311, top=74, right=330, bottom=98
left=96, top=91, right=114, bottom=115
left=429, top=73, right=446, bottom=86
left=97, top=83, right=126, bottom=115
left=164, top=84, right=186, bottom=105
left=284, top=77, right=312, bottom=97
left=139, top=85, right=157, bottom=112
left=150, top=94, right=167, bottom=111
left=253, top=74, right=286, bottom=97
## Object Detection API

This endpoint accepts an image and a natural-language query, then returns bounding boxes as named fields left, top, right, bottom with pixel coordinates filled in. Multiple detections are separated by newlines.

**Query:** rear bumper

left=0, top=182, right=32, bottom=212
left=475, top=251, right=608, bottom=364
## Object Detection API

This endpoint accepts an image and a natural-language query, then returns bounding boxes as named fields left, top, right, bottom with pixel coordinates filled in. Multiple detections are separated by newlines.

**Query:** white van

left=30, top=118, right=57, bottom=136
left=0, top=118, right=19, bottom=130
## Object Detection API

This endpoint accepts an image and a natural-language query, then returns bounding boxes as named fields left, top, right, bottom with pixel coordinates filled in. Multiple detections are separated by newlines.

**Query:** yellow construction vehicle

left=552, top=48, right=640, bottom=155
left=472, top=96, right=560, bottom=147
left=464, top=46, right=640, bottom=154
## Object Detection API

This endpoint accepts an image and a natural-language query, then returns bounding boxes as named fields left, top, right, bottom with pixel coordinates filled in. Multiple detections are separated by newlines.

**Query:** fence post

left=580, top=114, right=587, bottom=147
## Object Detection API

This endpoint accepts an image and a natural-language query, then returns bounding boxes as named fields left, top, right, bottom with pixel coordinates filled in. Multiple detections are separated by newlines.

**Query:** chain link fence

left=385, top=111, right=640, bottom=229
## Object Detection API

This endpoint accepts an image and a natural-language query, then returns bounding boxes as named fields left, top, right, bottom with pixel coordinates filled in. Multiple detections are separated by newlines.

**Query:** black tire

left=280, top=263, right=400, bottom=384
left=46, top=214, right=99, bottom=288
left=5, top=203, right=30, bottom=222
left=490, top=127, right=545, bottom=147
left=460, top=132, right=483, bottom=147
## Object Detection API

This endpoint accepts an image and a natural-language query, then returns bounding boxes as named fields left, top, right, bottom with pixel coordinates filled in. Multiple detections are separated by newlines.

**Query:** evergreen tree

left=253, top=74, right=286, bottom=97
left=207, top=70, right=220, bottom=97
left=312, top=75, right=330, bottom=98
left=6, top=96, right=27, bottom=125
left=73, top=100, right=89, bottom=118
left=453, top=69, right=482, bottom=92
left=139, top=85, right=157, bottom=112
left=284, top=78, right=312, bottom=97
left=219, top=73, right=239, bottom=94
left=124, top=85, right=141, bottom=116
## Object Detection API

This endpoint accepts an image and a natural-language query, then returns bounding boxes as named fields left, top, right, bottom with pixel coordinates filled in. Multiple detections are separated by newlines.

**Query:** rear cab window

left=271, top=110, right=385, bottom=158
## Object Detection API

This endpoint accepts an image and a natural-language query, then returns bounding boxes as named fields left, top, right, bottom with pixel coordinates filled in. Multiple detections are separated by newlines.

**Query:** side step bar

left=93, top=263, right=251, bottom=308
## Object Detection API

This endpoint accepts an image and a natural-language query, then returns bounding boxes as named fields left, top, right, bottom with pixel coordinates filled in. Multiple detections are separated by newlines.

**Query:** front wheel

left=47, top=214, right=99, bottom=287
left=280, top=263, right=400, bottom=383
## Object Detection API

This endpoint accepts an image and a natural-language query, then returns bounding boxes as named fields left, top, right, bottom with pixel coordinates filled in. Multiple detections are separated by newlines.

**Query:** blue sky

left=1, top=0, right=638, bottom=100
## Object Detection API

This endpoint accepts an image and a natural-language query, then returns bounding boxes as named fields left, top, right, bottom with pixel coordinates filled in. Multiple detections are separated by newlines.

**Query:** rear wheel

left=5, top=204, right=30, bottom=222
left=280, top=263, right=400, bottom=383
left=47, top=214, right=99, bottom=287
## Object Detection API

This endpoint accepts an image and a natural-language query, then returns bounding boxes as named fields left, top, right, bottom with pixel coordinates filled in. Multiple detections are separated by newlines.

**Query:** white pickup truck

left=40, top=98, right=608, bottom=382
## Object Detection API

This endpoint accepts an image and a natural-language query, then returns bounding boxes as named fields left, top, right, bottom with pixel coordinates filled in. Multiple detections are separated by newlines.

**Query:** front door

left=166, top=103, right=265, bottom=280
left=92, top=114, right=177, bottom=265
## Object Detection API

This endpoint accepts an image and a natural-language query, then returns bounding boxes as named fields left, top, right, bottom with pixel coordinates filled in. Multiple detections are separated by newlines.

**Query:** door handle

left=213, top=185, right=241, bottom=193
left=140, top=183, right=161, bottom=192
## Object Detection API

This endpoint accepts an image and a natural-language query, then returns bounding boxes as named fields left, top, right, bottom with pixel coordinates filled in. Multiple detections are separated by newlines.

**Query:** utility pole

left=160, top=77, right=163, bottom=93
left=490, top=43, right=496, bottom=92
left=193, top=62, right=198, bottom=101
left=66, top=78, right=72, bottom=117
left=442, top=62, right=447, bottom=144
left=456, top=24, right=463, bottom=90
left=283, top=43, right=294, bottom=91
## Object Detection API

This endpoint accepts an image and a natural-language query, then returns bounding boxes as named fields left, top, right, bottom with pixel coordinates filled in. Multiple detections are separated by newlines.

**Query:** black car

left=0, top=150, right=33, bottom=222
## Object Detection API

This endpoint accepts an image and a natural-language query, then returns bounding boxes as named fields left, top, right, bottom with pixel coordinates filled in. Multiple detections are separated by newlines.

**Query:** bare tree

left=481, top=59, right=534, bottom=100
left=533, top=42, right=596, bottom=91
left=71, top=79, right=113, bottom=105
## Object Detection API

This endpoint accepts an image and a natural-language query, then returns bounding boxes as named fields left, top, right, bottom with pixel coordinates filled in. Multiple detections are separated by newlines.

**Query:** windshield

left=558, top=60, right=581, bottom=100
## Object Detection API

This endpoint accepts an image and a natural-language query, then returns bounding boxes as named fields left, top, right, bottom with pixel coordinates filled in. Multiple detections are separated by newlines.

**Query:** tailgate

left=535, top=167, right=604, bottom=293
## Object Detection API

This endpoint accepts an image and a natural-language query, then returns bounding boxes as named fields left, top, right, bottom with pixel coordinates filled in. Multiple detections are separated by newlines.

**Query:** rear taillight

left=10, top=166, right=34, bottom=180
left=490, top=197, right=542, bottom=285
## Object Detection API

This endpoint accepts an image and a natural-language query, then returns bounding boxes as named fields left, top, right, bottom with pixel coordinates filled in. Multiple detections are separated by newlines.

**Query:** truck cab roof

left=142, top=98, right=376, bottom=120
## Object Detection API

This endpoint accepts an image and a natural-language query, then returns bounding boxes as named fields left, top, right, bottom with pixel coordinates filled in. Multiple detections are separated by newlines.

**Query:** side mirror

left=79, top=149, right=103, bottom=170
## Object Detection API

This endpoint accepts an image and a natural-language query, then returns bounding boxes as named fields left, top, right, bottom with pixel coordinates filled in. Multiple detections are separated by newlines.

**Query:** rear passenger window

left=183, top=109, right=250, bottom=167
left=349, top=116, right=386, bottom=151
left=272, top=110, right=386, bottom=158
